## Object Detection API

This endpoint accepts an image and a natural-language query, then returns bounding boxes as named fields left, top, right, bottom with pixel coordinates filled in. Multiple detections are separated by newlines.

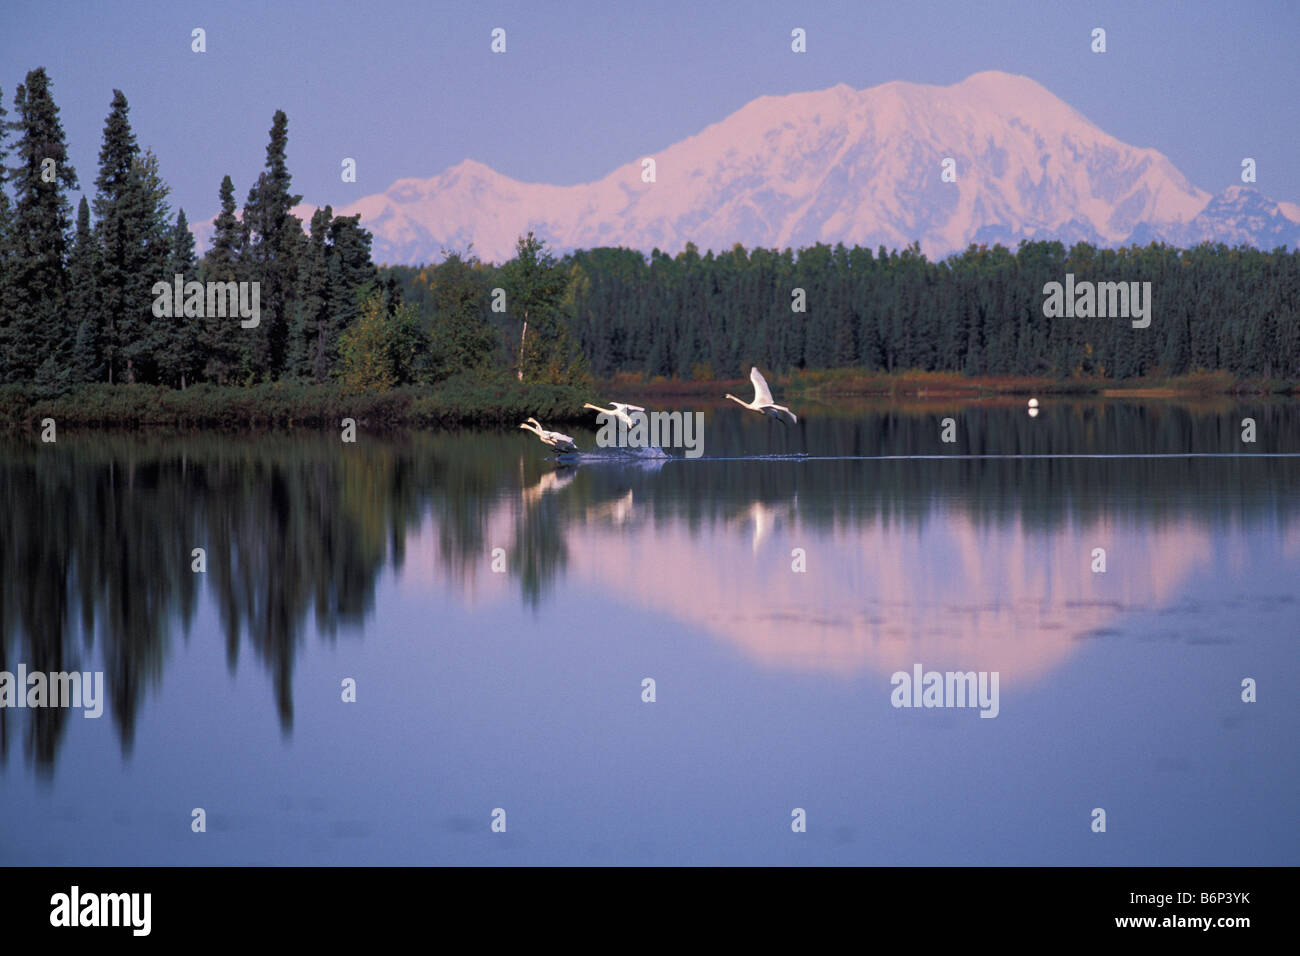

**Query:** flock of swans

left=519, top=366, right=797, bottom=455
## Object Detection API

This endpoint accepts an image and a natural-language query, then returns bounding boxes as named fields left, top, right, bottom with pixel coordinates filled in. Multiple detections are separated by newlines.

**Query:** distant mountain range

left=194, top=70, right=1300, bottom=264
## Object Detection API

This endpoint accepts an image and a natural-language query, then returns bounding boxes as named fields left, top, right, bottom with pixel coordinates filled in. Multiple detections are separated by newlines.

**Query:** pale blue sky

left=2, top=0, right=1296, bottom=224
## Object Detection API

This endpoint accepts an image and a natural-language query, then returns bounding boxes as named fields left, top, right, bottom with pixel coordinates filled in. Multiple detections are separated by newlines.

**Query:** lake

left=2, top=398, right=1297, bottom=865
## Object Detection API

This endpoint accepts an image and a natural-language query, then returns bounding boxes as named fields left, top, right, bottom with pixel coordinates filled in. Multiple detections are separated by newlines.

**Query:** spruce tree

left=6, top=69, right=79, bottom=382
left=92, top=90, right=145, bottom=384
left=0, top=86, right=11, bottom=383
left=157, top=208, right=200, bottom=387
left=327, top=211, right=375, bottom=347
left=199, top=174, right=243, bottom=383
left=124, top=147, right=173, bottom=383
left=67, top=196, right=104, bottom=382
left=289, top=206, right=333, bottom=381
left=241, top=110, right=303, bottom=380
left=170, top=208, right=196, bottom=275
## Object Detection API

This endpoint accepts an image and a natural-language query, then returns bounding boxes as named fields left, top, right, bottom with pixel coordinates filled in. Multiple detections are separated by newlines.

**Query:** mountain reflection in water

left=1, top=399, right=1296, bottom=867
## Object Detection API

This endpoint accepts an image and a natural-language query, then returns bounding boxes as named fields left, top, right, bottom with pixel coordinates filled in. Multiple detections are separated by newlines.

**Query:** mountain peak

left=193, top=74, right=1296, bottom=263
left=445, top=158, right=496, bottom=175
left=949, top=70, right=1090, bottom=125
left=437, top=158, right=509, bottom=184
left=956, top=69, right=1054, bottom=93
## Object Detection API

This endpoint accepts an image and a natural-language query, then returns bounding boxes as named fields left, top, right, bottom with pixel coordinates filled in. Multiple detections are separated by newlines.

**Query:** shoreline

left=626, top=369, right=1296, bottom=401
left=1, top=371, right=1294, bottom=432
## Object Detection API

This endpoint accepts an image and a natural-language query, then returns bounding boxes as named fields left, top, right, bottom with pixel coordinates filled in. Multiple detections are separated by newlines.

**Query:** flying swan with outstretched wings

left=583, top=402, right=646, bottom=427
left=725, top=367, right=798, bottom=424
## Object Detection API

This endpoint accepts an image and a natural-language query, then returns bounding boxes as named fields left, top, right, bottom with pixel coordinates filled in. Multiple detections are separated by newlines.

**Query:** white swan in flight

left=519, top=418, right=579, bottom=453
left=725, top=367, right=798, bottom=424
left=583, top=402, right=646, bottom=427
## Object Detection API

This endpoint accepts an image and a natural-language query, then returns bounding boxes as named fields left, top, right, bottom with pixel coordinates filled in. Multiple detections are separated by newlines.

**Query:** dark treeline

left=0, top=59, right=573, bottom=398
left=387, top=239, right=1300, bottom=387
left=0, top=68, right=585, bottom=396
left=0, top=69, right=385, bottom=389
left=558, top=241, right=1300, bottom=381
left=386, top=240, right=1300, bottom=387
left=3, top=403, right=1298, bottom=767
left=0, top=70, right=396, bottom=392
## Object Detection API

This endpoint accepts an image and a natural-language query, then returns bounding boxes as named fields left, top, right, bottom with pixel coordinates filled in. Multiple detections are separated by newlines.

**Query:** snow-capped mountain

left=194, top=71, right=1300, bottom=264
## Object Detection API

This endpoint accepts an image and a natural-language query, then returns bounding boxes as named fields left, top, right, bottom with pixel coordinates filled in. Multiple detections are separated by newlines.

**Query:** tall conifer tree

left=67, top=196, right=103, bottom=382
left=92, top=89, right=141, bottom=384
left=158, top=208, right=200, bottom=387
left=241, top=111, right=302, bottom=380
left=6, top=69, right=79, bottom=382
left=0, top=86, right=12, bottom=383
left=126, top=147, right=173, bottom=383
left=200, top=174, right=243, bottom=383
left=289, top=206, right=333, bottom=381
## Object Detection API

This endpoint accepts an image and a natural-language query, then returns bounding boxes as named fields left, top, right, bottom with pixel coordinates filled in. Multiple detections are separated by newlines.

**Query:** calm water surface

left=2, top=399, right=1297, bottom=865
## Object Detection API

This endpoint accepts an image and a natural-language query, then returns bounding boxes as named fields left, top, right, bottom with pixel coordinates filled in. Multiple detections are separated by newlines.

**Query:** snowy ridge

left=193, top=71, right=1300, bottom=264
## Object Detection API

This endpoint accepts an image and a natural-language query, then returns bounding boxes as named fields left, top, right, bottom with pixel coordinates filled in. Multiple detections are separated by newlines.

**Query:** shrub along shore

left=0, top=369, right=1293, bottom=432
left=0, top=379, right=590, bottom=430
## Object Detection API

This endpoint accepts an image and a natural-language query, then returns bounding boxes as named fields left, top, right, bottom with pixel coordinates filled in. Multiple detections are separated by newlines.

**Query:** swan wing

left=750, top=367, right=775, bottom=405
left=770, top=404, right=798, bottom=425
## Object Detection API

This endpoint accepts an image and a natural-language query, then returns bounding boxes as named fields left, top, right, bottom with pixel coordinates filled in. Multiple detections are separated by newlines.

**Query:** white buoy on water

left=1027, top=397, right=1039, bottom=408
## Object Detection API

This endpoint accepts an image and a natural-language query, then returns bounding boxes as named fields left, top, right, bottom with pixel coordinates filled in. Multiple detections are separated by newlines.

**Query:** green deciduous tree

left=424, top=248, right=501, bottom=382
left=501, top=232, right=587, bottom=385
left=337, top=288, right=426, bottom=392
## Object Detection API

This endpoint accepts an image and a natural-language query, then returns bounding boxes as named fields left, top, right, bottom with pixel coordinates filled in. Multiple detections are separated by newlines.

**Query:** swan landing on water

left=726, top=367, right=798, bottom=424
left=519, top=418, right=579, bottom=453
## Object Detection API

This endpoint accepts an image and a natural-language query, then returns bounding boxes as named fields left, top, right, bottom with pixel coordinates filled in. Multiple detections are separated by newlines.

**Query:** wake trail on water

left=549, top=451, right=1300, bottom=463
left=668, top=452, right=1300, bottom=462
left=553, top=446, right=673, bottom=464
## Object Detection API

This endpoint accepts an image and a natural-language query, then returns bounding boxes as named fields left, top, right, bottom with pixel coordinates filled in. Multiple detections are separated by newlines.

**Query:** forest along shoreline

left=3, top=70, right=1296, bottom=436
left=1, top=369, right=1293, bottom=431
